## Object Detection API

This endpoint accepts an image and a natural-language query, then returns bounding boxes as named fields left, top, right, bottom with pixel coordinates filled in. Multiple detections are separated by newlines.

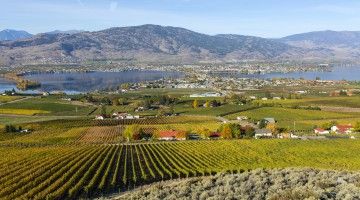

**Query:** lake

left=0, top=70, right=183, bottom=94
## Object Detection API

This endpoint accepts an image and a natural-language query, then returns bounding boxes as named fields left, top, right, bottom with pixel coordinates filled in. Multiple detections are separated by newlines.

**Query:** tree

left=120, top=83, right=130, bottom=90
left=321, top=121, right=338, bottom=130
left=210, top=100, right=220, bottom=107
left=198, top=128, right=211, bottom=138
left=339, top=90, right=347, bottom=96
left=266, top=123, right=277, bottom=134
left=192, top=99, right=199, bottom=109
left=218, top=124, right=235, bottom=139
left=118, top=97, right=128, bottom=106
left=354, top=122, right=360, bottom=132
left=241, top=126, right=255, bottom=138
left=111, top=98, right=119, bottom=106
left=123, top=125, right=142, bottom=141
left=258, top=119, right=267, bottom=129
left=229, top=123, right=241, bottom=138
left=205, top=100, right=210, bottom=108
left=221, top=125, right=232, bottom=139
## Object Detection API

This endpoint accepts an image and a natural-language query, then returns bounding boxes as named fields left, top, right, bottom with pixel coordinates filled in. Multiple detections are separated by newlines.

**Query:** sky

left=1, top=0, right=360, bottom=38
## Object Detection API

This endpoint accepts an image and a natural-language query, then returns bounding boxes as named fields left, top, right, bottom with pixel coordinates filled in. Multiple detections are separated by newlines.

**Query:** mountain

left=1, top=25, right=359, bottom=66
left=0, top=25, right=303, bottom=66
left=281, top=30, right=360, bottom=48
left=0, top=29, right=33, bottom=41
left=280, top=31, right=360, bottom=59
left=45, top=30, right=84, bottom=35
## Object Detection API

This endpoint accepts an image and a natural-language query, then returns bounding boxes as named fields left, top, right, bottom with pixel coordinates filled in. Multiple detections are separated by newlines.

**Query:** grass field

left=2, top=139, right=360, bottom=199
left=0, top=109, right=50, bottom=115
left=0, top=96, right=23, bottom=103
left=253, top=96, right=360, bottom=108
left=225, top=107, right=360, bottom=130
left=0, top=97, right=96, bottom=116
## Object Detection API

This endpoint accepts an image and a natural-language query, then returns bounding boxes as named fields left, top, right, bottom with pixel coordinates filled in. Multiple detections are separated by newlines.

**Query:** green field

left=253, top=96, right=360, bottom=108
left=2, top=139, right=360, bottom=199
left=0, top=97, right=96, bottom=116
left=225, top=107, right=360, bottom=130
left=0, top=96, right=23, bottom=103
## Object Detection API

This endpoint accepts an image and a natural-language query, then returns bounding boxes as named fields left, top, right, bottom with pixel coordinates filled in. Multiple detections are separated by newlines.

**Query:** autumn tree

left=192, top=99, right=199, bottom=108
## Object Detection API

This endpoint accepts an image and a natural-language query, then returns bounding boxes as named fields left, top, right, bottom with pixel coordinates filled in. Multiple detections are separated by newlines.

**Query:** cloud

left=110, top=1, right=118, bottom=12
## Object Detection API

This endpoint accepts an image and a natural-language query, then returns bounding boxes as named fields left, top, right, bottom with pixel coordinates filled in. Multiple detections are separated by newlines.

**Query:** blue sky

left=1, top=0, right=360, bottom=37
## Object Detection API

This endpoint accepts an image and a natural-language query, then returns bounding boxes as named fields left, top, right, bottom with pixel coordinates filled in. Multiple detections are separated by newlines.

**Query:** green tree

left=354, top=122, right=360, bottom=132
left=120, top=83, right=130, bottom=90
left=258, top=119, right=267, bottom=129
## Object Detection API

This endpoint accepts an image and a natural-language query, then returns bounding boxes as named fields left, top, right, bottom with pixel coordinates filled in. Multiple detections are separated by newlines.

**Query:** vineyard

left=2, top=139, right=360, bottom=199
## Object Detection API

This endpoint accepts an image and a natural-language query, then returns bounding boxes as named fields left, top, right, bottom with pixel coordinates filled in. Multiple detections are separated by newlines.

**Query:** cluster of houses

left=314, top=124, right=354, bottom=135
left=157, top=130, right=221, bottom=141
left=95, top=112, right=141, bottom=120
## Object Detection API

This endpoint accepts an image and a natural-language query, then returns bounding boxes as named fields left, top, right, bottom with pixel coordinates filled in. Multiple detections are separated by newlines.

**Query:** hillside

left=0, top=29, right=33, bottom=41
left=280, top=31, right=360, bottom=60
left=0, top=25, right=303, bottom=66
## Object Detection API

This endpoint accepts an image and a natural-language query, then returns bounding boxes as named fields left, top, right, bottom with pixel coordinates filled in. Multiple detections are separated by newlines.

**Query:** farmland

left=2, top=140, right=360, bottom=199
left=1, top=88, right=360, bottom=199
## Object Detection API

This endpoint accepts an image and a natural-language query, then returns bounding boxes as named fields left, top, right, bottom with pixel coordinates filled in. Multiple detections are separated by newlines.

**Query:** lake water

left=1, top=66, right=360, bottom=94
left=214, top=65, right=360, bottom=81
left=0, top=70, right=183, bottom=94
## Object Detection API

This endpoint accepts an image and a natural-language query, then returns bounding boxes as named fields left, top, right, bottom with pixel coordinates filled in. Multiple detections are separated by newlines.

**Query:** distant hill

left=0, top=25, right=360, bottom=66
left=281, top=30, right=360, bottom=48
left=280, top=31, right=360, bottom=60
left=0, top=29, right=33, bottom=41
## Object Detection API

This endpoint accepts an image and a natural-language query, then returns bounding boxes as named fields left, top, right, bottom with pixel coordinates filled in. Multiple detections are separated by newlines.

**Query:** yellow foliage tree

left=192, top=99, right=199, bottom=108
left=266, top=123, right=277, bottom=133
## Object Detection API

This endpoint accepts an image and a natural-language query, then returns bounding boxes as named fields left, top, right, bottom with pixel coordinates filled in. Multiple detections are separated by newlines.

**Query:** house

left=113, top=112, right=139, bottom=120
left=95, top=115, right=104, bottom=120
left=263, top=118, right=276, bottom=124
left=331, top=124, right=353, bottom=134
left=209, top=132, right=221, bottom=139
left=255, top=129, right=273, bottom=139
left=189, top=92, right=222, bottom=98
left=314, top=128, right=330, bottom=135
left=237, top=116, right=248, bottom=121
left=20, top=129, right=31, bottom=133
left=158, top=130, right=186, bottom=141
left=249, top=96, right=257, bottom=100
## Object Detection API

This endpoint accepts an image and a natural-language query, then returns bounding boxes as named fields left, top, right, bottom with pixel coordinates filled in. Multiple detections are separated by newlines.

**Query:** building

left=158, top=130, right=186, bottom=141
left=237, top=116, right=248, bottom=121
left=263, top=118, right=276, bottom=124
left=255, top=129, right=273, bottom=139
left=95, top=115, right=104, bottom=120
left=189, top=92, right=222, bottom=98
left=314, top=128, right=330, bottom=135
left=331, top=125, right=353, bottom=134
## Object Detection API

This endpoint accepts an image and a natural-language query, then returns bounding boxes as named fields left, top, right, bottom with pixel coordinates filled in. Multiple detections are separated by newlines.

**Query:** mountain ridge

left=0, top=25, right=359, bottom=66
